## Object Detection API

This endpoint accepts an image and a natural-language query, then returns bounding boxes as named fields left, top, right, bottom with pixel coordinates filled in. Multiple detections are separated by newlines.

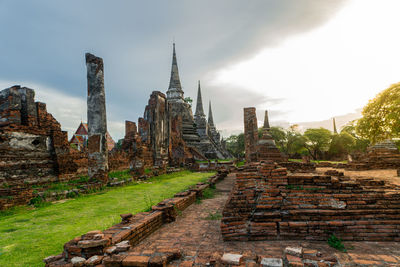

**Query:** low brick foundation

left=221, top=161, right=400, bottom=242
left=44, top=170, right=228, bottom=267
left=279, top=161, right=316, bottom=173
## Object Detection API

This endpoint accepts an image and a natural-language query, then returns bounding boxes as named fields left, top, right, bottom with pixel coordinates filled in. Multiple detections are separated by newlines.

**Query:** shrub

left=328, top=234, right=346, bottom=252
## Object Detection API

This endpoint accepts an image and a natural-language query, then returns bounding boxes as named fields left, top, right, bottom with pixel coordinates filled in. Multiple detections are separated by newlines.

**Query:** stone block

left=71, top=256, right=86, bottom=267
left=77, top=239, right=108, bottom=248
left=260, top=258, right=283, bottom=267
left=122, top=255, right=150, bottom=267
left=221, top=253, right=243, bottom=265
left=85, top=255, right=103, bottom=266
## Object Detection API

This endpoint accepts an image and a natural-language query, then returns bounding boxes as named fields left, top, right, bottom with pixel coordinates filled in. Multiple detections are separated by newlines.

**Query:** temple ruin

left=0, top=44, right=233, bottom=209
left=220, top=107, right=400, bottom=243
left=243, top=107, right=286, bottom=163
left=348, top=139, right=400, bottom=170
left=194, top=81, right=231, bottom=159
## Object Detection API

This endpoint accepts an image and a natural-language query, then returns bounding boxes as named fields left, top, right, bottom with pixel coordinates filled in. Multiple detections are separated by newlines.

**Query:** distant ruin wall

left=221, top=161, right=400, bottom=242
left=347, top=146, right=400, bottom=170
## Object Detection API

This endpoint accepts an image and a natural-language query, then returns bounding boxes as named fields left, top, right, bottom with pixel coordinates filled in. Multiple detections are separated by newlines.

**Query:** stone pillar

left=243, top=107, right=258, bottom=163
left=86, top=53, right=108, bottom=183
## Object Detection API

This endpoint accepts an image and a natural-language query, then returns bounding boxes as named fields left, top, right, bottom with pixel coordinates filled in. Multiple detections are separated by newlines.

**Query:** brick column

left=243, top=107, right=258, bottom=163
left=86, top=53, right=108, bottom=183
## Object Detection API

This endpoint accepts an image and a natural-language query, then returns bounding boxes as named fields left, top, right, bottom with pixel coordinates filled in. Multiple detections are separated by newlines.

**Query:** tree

left=115, top=139, right=124, bottom=150
left=303, top=128, right=332, bottom=160
left=341, top=121, right=370, bottom=152
left=356, top=82, right=400, bottom=144
left=328, top=132, right=355, bottom=159
left=286, top=129, right=308, bottom=157
left=269, top=127, right=287, bottom=152
left=259, top=126, right=307, bottom=157
left=225, top=133, right=245, bottom=158
left=184, top=97, right=193, bottom=106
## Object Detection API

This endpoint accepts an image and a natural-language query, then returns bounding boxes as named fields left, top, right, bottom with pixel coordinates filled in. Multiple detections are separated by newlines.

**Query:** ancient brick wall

left=279, top=161, right=316, bottom=173
left=243, top=108, right=258, bottom=163
left=221, top=161, right=400, bottom=242
left=143, top=91, right=169, bottom=167
left=0, top=86, right=82, bottom=208
left=108, top=150, right=130, bottom=171
left=347, top=147, right=400, bottom=170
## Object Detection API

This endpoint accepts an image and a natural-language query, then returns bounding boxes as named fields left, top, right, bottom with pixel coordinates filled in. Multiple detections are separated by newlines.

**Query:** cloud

left=0, top=1, right=348, bottom=138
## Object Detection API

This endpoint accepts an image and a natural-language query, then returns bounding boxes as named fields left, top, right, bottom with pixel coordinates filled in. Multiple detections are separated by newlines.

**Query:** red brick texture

left=221, top=161, right=400, bottom=242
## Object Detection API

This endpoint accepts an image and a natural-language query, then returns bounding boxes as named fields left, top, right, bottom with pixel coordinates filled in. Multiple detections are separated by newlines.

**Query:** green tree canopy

left=341, top=121, right=370, bottom=152
left=328, top=132, right=355, bottom=157
left=356, top=82, right=400, bottom=144
left=225, top=133, right=244, bottom=158
left=303, top=128, right=332, bottom=160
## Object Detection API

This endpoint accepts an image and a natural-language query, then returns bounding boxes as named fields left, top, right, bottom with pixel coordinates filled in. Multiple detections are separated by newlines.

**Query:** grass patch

left=205, top=211, right=222, bottom=220
left=328, top=234, right=347, bottom=252
left=108, top=170, right=132, bottom=181
left=196, top=187, right=216, bottom=204
left=196, top=159, right=234, bottom=164
left=0, top=170, right=215, bottom=267
left=236, top=160, right=245, bottom=167
left=202, top=188, right=215, bottom=199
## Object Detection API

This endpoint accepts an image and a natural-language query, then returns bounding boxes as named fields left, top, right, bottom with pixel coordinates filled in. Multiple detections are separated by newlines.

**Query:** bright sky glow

left=212, top=0, right=400, bottom=123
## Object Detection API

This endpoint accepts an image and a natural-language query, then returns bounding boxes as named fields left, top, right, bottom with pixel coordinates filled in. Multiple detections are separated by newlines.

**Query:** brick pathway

left=128, top=173, right=400, bottom=266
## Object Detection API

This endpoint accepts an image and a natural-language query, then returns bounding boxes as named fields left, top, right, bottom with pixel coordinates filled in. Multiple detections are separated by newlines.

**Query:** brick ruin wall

left=347, top=147, right=400, bottom=171
left=0, top=86, right=144, bottom=209
left=221, top=161, right=400, bottom=242
left=43, top=171, right=228, bottom=267
left=0, top=86, right=207, bottom=209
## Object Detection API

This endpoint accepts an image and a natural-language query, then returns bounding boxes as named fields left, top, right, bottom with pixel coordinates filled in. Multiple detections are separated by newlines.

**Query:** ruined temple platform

left=126, top=173, right=400, bottom=266
left=316, top=167, right=400, bottom=186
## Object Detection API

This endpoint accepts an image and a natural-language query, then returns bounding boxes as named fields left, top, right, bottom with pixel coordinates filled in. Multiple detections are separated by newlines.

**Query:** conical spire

left=166, top=43, right=184, bottom=101
left=263, top=110, right=270, bottom=130
left=333, top=117, right=338, bottom=134
left=195, top=81, right=205, bottom=117
left=208, top=101, right=215, bottom=126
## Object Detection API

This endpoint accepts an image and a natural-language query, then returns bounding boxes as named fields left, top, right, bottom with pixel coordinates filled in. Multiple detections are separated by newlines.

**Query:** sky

left=1, top=0, right=399, bottom=140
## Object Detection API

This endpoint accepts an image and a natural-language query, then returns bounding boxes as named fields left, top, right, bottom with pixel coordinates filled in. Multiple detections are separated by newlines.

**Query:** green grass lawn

left=0, top=171, right=215, bottom=267
left=196, top=159, right=234, bottom=163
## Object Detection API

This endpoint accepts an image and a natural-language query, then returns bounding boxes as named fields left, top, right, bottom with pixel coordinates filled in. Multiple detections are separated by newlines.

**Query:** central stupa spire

left=166, top=43, right=184, bottom=102
left=195, top=81, right=205, bottom=117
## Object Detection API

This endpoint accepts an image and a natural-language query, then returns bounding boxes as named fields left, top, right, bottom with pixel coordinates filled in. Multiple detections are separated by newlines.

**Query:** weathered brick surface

left=0, top=86, right=84, bottom=209
left=221, top=161, right=400, bottom=242
left=348, top=141, right=400, bottom=170
left=243, top=108, right=258, bottom=163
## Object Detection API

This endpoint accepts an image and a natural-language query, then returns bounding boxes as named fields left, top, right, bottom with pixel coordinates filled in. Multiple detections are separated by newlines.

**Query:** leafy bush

left=201, top=188, right=215, bottom=199
left=328, top=234, right=346, bottom=252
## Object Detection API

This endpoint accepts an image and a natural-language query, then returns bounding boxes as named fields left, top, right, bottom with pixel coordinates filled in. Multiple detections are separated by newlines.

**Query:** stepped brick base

left=221, top=161, right=400, bottom=242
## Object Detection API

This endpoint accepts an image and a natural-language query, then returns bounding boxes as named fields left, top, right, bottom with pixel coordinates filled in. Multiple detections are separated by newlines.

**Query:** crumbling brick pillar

left=243, top=107, right=258, bottom=163
left=86, top=53, right=109, bottom=183
left=125, top=120, right=137, bottom=137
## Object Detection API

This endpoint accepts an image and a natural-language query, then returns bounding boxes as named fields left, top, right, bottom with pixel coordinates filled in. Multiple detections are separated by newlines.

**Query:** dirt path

left=128, top=173, right=400, bottom=266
